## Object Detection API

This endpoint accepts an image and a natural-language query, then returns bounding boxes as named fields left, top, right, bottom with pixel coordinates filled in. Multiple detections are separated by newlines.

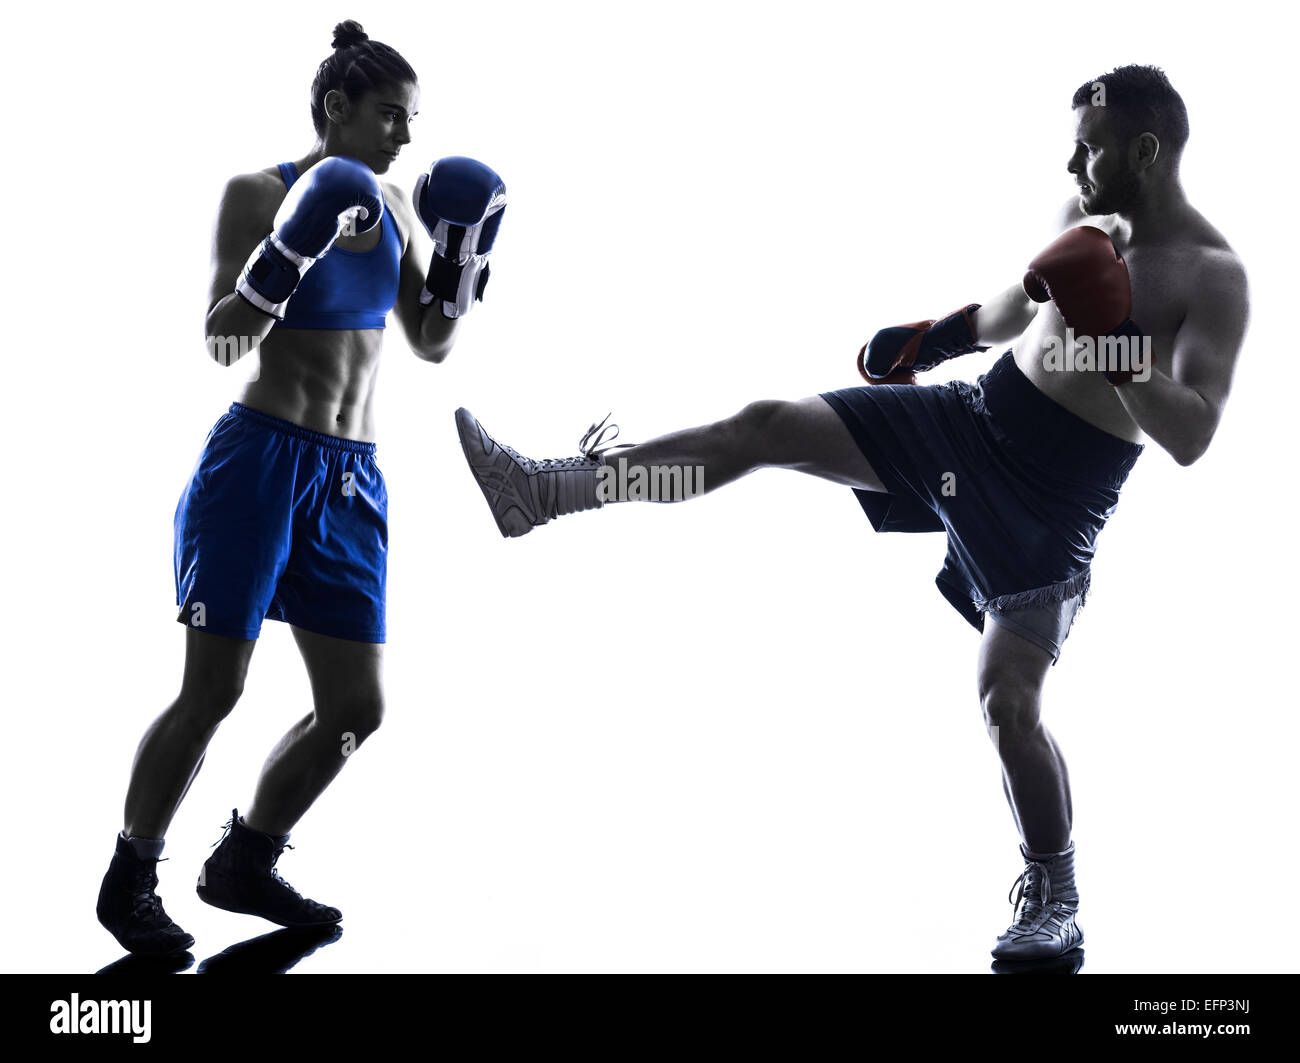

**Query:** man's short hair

left=1073, top=65, right=1189, bottom=159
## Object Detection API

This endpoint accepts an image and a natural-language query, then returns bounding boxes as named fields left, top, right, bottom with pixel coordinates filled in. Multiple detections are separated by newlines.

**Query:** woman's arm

left=203, top=173, right=282, bottom=366
left=387, top=187, right=461, bottom=363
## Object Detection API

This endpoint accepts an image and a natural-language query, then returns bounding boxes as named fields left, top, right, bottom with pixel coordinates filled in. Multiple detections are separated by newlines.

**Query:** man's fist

left=1022, top=226, right=1135, bottom=337
left=1023, top=225, right=1150, bottom=385
left=858, top=304, right=988, bottom=385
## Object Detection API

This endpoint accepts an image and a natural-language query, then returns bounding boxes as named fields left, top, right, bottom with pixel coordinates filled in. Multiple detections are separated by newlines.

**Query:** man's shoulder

left=1166, top=210, right=1246, bottom=293
left=1191, top=242, right=1248, bottom=302
left=1156, top=212, right=1248, bottom=335
left=1189, top=212, right=1243, bottom=267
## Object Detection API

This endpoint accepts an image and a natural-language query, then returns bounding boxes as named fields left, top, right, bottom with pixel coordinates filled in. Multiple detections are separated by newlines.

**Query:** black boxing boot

left=97, top=831, right=195, bottom=955
left=197, top=809, right=341, bottom=927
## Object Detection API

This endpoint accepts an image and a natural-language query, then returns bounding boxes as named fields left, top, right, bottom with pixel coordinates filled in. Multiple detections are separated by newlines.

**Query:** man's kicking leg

left=196, top=628, right=384, bottom=927
left=455, top=397, right=887, bottom=536
left=977, top=619, right=1083, bottom=960
left=459, top=395, right=1089, bottom=961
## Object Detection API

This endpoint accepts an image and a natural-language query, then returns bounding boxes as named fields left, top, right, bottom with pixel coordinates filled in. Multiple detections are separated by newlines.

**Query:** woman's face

left=325, top=80, right=419, bottom=174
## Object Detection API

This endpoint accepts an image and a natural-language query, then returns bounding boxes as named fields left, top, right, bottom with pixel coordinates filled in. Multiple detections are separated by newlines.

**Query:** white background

left=3, top=0, right=1293, bottom=972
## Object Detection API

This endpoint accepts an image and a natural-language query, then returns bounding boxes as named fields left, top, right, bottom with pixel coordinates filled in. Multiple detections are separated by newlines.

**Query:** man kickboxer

left=97, top=20, right=505, bottom=955
left=453, top=65, right=1248, bottom=961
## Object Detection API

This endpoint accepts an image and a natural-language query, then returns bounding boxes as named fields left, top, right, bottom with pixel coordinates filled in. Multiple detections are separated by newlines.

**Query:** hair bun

left=332, top=20, right=368, bottom=49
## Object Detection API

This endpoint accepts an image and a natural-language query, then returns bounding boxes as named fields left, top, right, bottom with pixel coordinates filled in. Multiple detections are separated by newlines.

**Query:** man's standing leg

left=977, top=618, right=1083, bottom=959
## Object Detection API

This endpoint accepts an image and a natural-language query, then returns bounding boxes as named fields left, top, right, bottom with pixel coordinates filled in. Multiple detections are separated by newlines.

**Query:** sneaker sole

left=97, top=911, right=195, bottom=956
left=990, top=926, right=1084, bottom=960
left=106, top=930, right=196, bottom=957
left=197, top=883, right=341, bottom=928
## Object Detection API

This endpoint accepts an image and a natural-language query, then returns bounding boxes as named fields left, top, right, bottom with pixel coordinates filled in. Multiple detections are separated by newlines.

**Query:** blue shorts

left=174, top=403, right=388, bottom=643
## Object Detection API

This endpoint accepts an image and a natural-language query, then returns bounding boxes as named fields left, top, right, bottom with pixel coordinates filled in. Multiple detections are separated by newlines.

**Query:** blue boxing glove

left=413, top=156, right=506, bottom=318
left=237, top=155, right=383, bottom=320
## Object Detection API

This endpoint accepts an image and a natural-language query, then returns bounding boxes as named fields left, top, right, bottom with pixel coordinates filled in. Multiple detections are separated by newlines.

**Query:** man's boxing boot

left=97, top=831, right=195, bottom=955
left=455, top=408, right=625, bottom=538
left=196, top=810, right=341, bottom=927
left=991, top=841, right=1084, bottom=960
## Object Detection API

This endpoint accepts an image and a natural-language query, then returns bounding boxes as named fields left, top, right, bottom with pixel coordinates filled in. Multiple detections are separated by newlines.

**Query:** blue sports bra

left=275, top=161, right=402, bottom=330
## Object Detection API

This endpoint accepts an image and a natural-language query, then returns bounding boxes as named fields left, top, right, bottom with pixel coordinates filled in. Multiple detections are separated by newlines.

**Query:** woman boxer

left=97, top=19, right=504, bottom=955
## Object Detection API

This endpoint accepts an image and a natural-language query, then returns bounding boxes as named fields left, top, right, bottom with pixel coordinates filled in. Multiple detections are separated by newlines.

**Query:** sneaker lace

left=531, top=414, right=627, bottom=472
left=268, top=843, right=333, bottom=915
left=1006, top=861, right=1053, bottom=929
left=270, top=843, right=306, bottom=897
left=130, top=857, right=169, bottom=920
left=210, top=813, right=236, bottom=848
left=208, top=814, right=306, bottom=899
left=579, top=413, right=621, bottom=457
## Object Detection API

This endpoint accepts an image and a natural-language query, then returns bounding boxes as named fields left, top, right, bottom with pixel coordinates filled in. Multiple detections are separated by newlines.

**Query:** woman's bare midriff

left=237, top=327, right=384, bottom=441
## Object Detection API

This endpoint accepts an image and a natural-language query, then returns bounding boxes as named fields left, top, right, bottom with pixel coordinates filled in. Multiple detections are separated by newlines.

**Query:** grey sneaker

left=454, top=408, right=622, bottom=537
left=991, top=845, right=1084, bottom=960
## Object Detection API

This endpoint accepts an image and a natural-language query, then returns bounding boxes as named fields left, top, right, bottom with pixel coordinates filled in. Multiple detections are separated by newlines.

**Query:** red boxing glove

left=1098, top=318, right=1154, bottom=385
left=856, top=304, right=987, bottom=385
left=1023, top=226, right=1151, bottom=385
left=1023, top=226, right=1135, bottom=336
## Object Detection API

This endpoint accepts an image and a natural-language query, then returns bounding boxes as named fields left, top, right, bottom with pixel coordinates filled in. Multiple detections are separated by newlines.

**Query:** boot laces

left=531, top=414, right=626, bottom=472
left=210, top=812, right=236, bottom=848
left=130, top=858, right=169, bottom=920
left=579, top=413, right=621, bottom=457
left=1006, top=860, right=1053, bottom=929
left=269, top=843, right=304, bottom=896
left=268, top=843, right=333, bottom=915
left=208, top=814, right=304, bottom=897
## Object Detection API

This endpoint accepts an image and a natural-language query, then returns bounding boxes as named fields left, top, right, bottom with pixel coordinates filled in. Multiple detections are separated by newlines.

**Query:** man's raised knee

left=729, top=400, right=792, bottom=454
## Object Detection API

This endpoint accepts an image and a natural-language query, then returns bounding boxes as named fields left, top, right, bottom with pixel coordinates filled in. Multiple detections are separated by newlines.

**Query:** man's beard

left=1085, top=165, right=1142, bottom=215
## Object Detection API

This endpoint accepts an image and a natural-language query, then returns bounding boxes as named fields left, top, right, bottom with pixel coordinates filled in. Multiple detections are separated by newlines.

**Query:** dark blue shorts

left=821, top=353, right=1144, bottom=661
left=174, top=403, right=388, bottom=643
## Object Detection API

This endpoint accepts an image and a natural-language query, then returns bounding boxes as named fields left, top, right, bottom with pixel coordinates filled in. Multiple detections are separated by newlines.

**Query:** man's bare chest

left=1121, top=246, right=1194, bottom=346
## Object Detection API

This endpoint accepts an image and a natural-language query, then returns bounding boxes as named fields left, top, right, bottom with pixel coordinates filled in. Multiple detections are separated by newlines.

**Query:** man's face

left=1068, top=105, right=1141, bottom=216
